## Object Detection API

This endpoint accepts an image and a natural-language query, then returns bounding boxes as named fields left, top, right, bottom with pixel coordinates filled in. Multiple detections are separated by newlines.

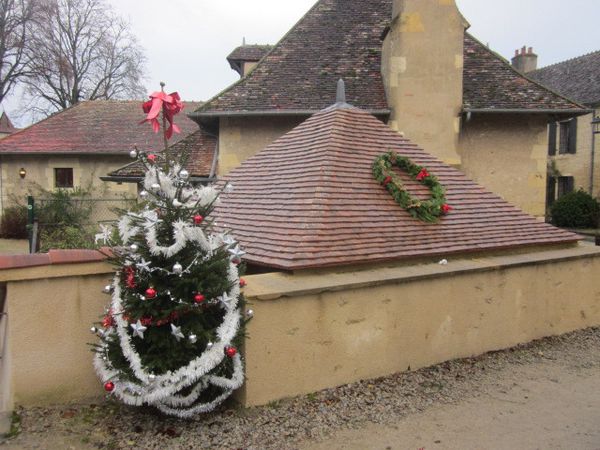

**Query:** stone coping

left=0, top=248, right=113, bottom=283
left=243, top=243, right=600, bottom=301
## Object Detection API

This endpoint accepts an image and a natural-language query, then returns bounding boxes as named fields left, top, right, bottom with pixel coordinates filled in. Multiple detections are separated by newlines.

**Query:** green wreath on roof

left=372, top=151, right=451, bottom=223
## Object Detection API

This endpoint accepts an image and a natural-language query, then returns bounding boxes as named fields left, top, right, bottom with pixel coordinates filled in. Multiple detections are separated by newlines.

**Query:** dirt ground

left=1, top=328, right=599, bottom=450
left=304, top=356, right=600, bottom=450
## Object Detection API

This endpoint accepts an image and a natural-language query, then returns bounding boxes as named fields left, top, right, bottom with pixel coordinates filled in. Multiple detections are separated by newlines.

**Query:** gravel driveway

left=1, top=327, right=599, bottom=450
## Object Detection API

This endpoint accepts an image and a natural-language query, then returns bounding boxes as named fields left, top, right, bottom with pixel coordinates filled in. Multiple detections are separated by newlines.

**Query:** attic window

left=55, top=168, right=74, bottom=188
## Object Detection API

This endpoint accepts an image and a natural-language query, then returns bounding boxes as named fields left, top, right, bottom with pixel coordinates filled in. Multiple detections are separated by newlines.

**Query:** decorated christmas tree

left=91, top=84, right=248, bottom=418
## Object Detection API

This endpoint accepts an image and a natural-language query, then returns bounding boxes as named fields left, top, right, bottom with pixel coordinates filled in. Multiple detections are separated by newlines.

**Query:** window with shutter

left=546, top=176, right=556, bottom=208
left=548, top=122, right=557, bottom=156
left=557, top=176, right=574, bottom=198
left=568, top=118, right=577, bottom=154
left=54, top=168, right=74, bottom=188
left=558, top=119, right=577, bottom=154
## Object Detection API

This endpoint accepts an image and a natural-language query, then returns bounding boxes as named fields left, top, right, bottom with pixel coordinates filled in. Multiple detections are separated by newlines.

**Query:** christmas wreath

left=373, top=151, right=451, bottom=222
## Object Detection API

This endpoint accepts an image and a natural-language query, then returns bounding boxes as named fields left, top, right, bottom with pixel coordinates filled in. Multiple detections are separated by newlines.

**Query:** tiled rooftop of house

left=0, top=112, right=18, bottom=134
left=528, top=50, right=600, bottom=107
left=195, top=0, right=391, bottom=115
left=107, top=127, right=217, bottom=179
left=463, top=35, right=584, bottom=112
left=0, top=100, right=202, bottom=155
left=195, top=0, right=583, bottom=117
left=215, top=103, right=579, bottom=271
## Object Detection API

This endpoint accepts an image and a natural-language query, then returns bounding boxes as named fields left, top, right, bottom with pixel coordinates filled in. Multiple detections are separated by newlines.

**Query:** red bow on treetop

left=141, top=91, right=184, bottom=139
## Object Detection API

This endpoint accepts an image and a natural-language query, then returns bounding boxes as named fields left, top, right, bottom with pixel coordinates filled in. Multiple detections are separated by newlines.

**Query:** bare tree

left=0, top=0, right=34, bottom=105
left=23, top=0, right=146, bottom=115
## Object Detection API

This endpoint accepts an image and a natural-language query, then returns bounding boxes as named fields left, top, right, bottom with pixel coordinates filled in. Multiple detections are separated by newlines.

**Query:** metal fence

left=28, top=196, right=137, bottom=252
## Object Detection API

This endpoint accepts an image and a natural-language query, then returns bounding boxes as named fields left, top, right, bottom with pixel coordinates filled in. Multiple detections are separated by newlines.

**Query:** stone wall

left=459, top=114, right=549, bottom=217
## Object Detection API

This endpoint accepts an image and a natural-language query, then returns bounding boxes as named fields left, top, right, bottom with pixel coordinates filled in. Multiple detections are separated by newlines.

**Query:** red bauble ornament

left=225, top=346, right=237, bottom=358
left=239, top=278, right=247, bottom=287
left=145, top=287, right=157, bottom=299
left=383, top=176, right=392, bottom=186
left=441, top=204, right=452, bottom=214
left=141, top=316, right=153, bottom=326
left=194, top=294, right=205, bottom=304
left=193, top=215, right=203, bottom=225
left=102, top=314, right=114, bottom=328
left=147, top=154, right=157, bottom=163
left=104, top=381, right=115, bottom=392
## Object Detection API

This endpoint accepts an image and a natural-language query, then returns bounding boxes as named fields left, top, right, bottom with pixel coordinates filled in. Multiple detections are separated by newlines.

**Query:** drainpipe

left=591, top=112, right=600, bottom=196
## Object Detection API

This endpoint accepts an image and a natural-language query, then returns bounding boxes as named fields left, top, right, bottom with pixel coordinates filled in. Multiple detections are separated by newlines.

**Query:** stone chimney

left=511, top=46, right=538, bottom=73
left=382, top=0, right=469, bottom=167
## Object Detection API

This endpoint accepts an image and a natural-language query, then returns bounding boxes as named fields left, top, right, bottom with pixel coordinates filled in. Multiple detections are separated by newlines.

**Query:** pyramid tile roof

left=106, top=127, right=217, bottom=180
left=227, top=45, right=273, bottom=63
left=528, top=50, right=600, bottom=107
left=194, top=0, right=584, bottom=118
left=216, top=104, right=579, bottom=270
left=0, top=100, right=202, bottom=155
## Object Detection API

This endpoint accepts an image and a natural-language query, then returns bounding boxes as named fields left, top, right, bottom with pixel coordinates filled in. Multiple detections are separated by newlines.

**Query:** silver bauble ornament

left=150, top=183, right=160, bottom=192
left=129, top=149, right=138, bottom=159
left=188, top=334, right=197, bottom=344
left=172, top=199, right=182, bottom=207
left=90, top=326, right=98, bottom=334
left=206, top=341, right=214, bottom=350
left=172, top=263, right=183, bottom=274
left=246, top=309, right=254, bottom=318
left=148, top=374, right=156, bottom=382
left=130, top=244, right=138, bottom=252
left=179, top=169, right=189, bottom=180
left=102, top=285, right=112, bottom=294
left=139, top=190, right=149, bottom=200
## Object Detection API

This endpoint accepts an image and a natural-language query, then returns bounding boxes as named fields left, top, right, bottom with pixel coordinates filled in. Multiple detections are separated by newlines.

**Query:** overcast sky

left=5, top=0, right=600, bottom=127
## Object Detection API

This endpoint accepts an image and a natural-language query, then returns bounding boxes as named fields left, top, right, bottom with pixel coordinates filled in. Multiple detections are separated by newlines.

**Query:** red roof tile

left=0, top=100, right=202, bottom=155
left=215, top=104, right=579, bottom=270
left=107, top=127, right=217, bottom=179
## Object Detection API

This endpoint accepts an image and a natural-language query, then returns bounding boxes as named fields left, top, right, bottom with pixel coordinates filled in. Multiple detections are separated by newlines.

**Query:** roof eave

left=463, top=108, right=592, bottom=117
left=101, top=175, right=215, bottom=183
left=189, top=109, right=391, bottom=119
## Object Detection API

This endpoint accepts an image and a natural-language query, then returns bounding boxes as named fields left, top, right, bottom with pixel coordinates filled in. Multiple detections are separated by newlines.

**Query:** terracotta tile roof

left=0, top=100, right=202, bottom=155
left=227, top=45, right=273, bottom=63
left=463, top=34, right=584, bottom=112
left=0, top=112, right=18, bottom=134
left=216, top=104, right=579, bottom=270
left=107, top=127, right=216, bottom=179
left=196, top=0, right=583, bottom=117
left=196, top=0, right=391, bottom=115
left=528, top=50, right=600, bottom=107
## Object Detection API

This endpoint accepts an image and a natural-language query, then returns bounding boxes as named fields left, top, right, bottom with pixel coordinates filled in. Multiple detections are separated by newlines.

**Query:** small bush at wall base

left=551, top=189, right=600, bottom=228
left=0, top=206, right=28, bottom=239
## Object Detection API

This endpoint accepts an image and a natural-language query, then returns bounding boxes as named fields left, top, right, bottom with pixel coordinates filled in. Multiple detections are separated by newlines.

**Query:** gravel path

left=2, top=327, right=599, bottom=450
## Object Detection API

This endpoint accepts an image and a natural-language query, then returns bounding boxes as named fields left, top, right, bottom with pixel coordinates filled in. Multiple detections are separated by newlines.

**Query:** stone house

left=183, top=0, right=584, bottom=219
left=521, top=49, right=600, bottom=205
left=0, top=100, right=200, bottom=214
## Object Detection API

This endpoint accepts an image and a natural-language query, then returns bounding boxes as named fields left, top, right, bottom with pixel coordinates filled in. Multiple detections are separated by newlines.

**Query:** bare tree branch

left=0, top=0, right=35, bottom=105
left=21, top=0, right=147, bottom=116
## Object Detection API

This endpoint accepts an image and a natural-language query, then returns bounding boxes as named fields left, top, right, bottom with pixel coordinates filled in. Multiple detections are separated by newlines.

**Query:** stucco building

left=180, top=0, right=585, bottom=219
left=524, top=50, right=600, bottom=205
left=0, top=100, right=200, bottom=214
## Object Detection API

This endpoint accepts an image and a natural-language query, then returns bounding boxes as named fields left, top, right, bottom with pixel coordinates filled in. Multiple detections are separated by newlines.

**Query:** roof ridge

left=196, top=0, right=326, bottom=114
left=531, top=49, right=600, bottom=74
left=465, top=32, right=586, bottom=111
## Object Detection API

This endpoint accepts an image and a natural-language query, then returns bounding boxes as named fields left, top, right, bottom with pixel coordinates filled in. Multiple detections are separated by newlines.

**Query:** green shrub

left=39, top=226, right=97, bottom=252
left=551, top=189, right=600, bottom=228
left=0, top=205, right=28, bottom=239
